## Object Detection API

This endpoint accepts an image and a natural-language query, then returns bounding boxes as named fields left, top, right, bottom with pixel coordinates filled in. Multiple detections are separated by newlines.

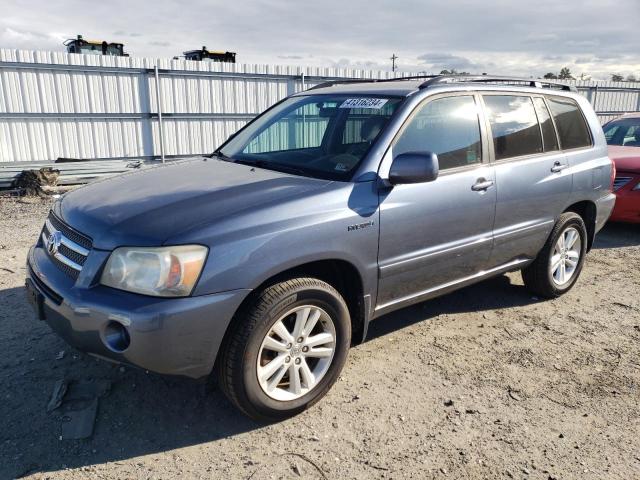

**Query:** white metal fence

left=1, top=48, right=640, bottom=163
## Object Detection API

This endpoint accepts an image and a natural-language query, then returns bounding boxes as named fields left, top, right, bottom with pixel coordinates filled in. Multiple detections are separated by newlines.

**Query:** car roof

left=617, top=112, right=640, bottom=119
left=294, top=75, right=578, bottom=98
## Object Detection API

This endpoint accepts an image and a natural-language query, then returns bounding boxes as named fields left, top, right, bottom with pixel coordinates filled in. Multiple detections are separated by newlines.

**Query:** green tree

left=611, top=74, right=624, bottom=82
left=558, top=67, right=574, bottom=80
left=543, top=72, right=558, bottom=79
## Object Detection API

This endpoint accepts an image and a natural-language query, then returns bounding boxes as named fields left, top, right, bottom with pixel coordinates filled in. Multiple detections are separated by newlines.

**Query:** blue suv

left=26, top=75, right=615, bottom=420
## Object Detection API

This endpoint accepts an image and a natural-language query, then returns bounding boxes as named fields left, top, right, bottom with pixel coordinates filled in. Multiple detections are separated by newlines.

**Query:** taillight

left=610, top=160, right=616, bottom=192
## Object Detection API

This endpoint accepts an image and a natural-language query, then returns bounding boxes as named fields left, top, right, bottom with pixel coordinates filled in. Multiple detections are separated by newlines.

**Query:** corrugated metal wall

left=1, top=48, right=639, bottom=163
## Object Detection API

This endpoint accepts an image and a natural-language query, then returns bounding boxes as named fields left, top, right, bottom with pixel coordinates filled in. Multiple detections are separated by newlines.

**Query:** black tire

left=217, top=277, right=351, bottom=421
left=521, top=212, right=588, bottom=298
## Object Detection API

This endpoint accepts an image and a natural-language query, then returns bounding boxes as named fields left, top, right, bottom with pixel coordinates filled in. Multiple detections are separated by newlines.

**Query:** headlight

left=101, top=245, right=208, bottom=297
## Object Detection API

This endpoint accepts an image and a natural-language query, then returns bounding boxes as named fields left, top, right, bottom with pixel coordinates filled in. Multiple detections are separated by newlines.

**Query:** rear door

left=376, top=94, right=496, bottom=313
left=483, top=94, right=572, bottom=267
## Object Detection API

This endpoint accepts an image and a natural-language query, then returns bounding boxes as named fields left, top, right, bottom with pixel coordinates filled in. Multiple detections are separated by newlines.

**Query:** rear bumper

left=595, top=192, right=617, bottom=231
left=26, top=245, right=250, bottom=379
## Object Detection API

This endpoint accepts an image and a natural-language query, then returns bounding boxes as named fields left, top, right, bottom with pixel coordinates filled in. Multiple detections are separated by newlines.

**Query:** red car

left=603, top=113, right=640, bottom=223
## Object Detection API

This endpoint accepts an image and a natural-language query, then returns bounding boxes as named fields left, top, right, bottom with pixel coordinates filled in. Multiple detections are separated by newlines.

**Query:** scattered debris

left=14, top=168, right=60, bottom=196
left=508, top=387, right=522, bottom=402
left=46, top=379, right=111, bottom=440
left=444, top=399, right=454, bottom=407
left=46, top=379, right=68, bottom=412
left=56, top=350, right=65, bottom=360
left=61, top=397, right=99, bottom=440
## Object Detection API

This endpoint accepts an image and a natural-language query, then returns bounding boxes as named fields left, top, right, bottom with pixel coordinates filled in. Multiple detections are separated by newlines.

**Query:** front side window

left=393, top=95, right=482, bottom=170
left=546, top=96, right=592, bottom=150
left=219, top=95, right=402, bottom=180
left=483, top=95, right=543, bottom=160
left=603, top=119, right=640, bottom=147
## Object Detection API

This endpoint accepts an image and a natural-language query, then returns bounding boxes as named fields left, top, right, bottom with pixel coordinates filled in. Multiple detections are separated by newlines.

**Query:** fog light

left=103, top=321, right=131, bottom=352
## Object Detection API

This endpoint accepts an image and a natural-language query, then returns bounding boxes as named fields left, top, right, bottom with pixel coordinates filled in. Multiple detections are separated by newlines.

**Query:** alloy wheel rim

left=257, top=305, right=336, bottom=401
left=550, top=227, right=581, bottom=286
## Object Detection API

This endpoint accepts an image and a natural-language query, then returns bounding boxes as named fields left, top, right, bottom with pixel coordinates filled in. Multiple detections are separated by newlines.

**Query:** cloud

left=417, top=53, right=478, bottom=72
left=0, top=0, right=638, bottom=80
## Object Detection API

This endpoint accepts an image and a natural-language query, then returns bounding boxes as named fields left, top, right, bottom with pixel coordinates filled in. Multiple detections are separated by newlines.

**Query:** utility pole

left=390, top=53, right=398, bottom=72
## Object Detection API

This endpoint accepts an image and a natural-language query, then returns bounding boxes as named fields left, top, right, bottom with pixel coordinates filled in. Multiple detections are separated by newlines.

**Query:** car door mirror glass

left=389, top=152, right=439, bottom=185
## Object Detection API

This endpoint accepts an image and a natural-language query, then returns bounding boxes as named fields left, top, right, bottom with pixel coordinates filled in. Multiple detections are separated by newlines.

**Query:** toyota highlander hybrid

left=26, top=75, right=615, bottom=420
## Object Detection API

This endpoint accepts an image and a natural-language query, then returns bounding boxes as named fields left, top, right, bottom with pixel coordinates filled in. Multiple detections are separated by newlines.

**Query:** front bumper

left=26, top=244, right=250, bottom=379
left=611, top=174, right=640, bottom=224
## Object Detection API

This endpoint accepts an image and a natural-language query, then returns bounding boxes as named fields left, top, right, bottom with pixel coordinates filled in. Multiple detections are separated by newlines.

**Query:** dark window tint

left=483, top=95, right=543, bottom=160
left=533, top=97, right=559, bottom=151
left=546, top=97, right=592, bottom=149
left=342, top=103, right=397, bottom=145
left=603, top=119, right=640, bottom=146
left=393, top=96, right=481, bottom=170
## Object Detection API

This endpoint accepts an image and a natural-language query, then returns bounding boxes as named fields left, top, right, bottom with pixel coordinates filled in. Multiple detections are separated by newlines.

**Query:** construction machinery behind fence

left=182, top=46, right=236, bottom=63
left=64, top=35, right=128, bottom=56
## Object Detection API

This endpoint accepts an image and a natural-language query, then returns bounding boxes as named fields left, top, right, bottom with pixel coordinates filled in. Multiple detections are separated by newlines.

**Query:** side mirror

left=389, top=152, right=439, bottom=185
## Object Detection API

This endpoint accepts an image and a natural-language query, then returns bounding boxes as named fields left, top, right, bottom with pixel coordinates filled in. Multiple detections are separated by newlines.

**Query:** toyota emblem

left=47, top=231, right=62, bottom=256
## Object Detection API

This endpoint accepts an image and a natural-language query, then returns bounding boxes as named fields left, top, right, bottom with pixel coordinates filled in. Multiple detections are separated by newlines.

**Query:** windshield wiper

left=211, top=151, right=234, bottom=162
left=233, top=158, right=309, bottom=177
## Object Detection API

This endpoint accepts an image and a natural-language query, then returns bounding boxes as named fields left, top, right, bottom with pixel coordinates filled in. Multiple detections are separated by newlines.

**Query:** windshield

left=603, top=118, right=640, bottom=147
left=217, top=94, right=403, bottom=180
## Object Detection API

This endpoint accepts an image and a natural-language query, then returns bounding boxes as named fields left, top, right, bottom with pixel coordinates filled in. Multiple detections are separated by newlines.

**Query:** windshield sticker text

left=339, top=98, right=388, bottom=109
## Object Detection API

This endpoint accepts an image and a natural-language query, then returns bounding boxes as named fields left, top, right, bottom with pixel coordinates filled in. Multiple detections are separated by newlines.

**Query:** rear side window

left=546, top=97, right=592, bottom=149
left=483, top=95, right=543, bottom=160
left=393, top=95, right=482, bottom=170
left=533, top=97, right=559, bottom=151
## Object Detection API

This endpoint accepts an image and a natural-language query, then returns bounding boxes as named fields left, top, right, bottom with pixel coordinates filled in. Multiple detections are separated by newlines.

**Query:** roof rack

left=308, top=75, right=441, bottom=91
left=308, top=74, right=577, bottom=93
left=308, top=79, right=378, bottom=90
left=418, top=75, right=577, bottom=92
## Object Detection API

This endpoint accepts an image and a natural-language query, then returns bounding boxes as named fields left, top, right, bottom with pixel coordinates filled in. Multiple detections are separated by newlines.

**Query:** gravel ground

left=1, top=196, right=639, bottom=480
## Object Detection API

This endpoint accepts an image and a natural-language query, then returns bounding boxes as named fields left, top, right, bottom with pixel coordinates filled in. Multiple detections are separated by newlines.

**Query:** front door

left=376, top=94, right=497, bottom=313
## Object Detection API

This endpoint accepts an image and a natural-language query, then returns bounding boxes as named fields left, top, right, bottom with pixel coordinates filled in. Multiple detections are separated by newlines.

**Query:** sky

left=1, top=0, right=639, bottom=81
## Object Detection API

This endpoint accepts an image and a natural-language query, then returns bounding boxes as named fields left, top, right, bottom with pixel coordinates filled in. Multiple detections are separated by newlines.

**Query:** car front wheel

left=217, top=278, right=351, bottom=421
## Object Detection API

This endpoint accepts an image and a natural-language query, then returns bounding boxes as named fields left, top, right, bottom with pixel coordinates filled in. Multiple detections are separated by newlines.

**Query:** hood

left=608, top=146, right=640, bottom=174
left=57, top=157, right=332, bottom=250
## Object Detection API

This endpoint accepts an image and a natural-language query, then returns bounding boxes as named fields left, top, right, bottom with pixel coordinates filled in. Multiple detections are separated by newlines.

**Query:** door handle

left=551, top=161, right=568, bottom=173
left=471, top=179, right=494, bottom=191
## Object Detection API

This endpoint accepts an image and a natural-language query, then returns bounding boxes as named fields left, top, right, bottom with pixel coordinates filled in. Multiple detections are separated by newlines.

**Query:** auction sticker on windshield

left=339, top=98, right=388, bottom=109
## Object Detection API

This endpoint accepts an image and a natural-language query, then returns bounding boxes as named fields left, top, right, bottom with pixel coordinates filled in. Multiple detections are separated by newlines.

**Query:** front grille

left=613, top=176, right=632, bottom=191
left=47, top=212, right=92, bottom=250
left=42, top=212, right=92, bottom=278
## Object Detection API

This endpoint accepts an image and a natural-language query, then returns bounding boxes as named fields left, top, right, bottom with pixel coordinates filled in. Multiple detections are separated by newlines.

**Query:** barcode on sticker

left=339, top=98, right=388, bottom=109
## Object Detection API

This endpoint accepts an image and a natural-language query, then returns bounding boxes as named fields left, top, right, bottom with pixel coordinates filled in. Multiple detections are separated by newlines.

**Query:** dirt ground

left=1, top=196, right=639, bottom=480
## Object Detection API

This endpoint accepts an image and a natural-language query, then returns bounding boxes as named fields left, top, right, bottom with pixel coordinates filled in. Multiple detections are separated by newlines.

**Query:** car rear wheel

left=521, top=212, right=587, bottom=298
left=217, top=278, right=351, bottom=421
